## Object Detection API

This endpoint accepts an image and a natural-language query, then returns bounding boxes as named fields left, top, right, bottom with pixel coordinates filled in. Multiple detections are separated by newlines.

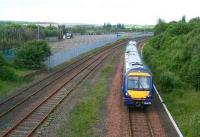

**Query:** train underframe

left=124, top=96, right=153, bottom=107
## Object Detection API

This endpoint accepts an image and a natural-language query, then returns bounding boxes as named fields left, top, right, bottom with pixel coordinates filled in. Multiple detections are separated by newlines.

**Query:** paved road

left=49, top=34, right=117, bottom=53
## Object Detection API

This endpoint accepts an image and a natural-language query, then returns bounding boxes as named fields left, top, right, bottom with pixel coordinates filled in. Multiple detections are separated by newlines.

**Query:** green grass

left=161, top=89, right=200, bottom=137
left=59, top=55, right=117, bottom=137
left=0, top=79, right=29, bottom=97
left=14, top=68, right=36, bottom=77
left=0, top=67, right=33, bottom=97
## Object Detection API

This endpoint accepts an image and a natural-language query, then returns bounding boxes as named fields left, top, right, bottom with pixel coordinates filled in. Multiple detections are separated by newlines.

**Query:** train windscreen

left=128, top=76, right=150, bottom=90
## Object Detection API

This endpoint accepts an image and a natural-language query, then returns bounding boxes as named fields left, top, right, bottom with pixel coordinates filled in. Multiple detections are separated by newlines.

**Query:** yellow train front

left=123, top=41, right=154, bottom=107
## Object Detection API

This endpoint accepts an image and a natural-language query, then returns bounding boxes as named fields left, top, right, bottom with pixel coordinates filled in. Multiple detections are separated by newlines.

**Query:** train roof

left=125, top=41, right=145, bottom=73
left=128, top=41, right=137, bottom=45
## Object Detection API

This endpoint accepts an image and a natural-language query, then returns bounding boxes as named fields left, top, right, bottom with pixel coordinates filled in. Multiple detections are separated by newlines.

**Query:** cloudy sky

left=0, top=0, right=199, bottom=25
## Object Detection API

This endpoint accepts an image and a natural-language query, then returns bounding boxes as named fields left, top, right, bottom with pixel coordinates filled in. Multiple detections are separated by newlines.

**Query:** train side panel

left=123, top=41, right=154, bottom=107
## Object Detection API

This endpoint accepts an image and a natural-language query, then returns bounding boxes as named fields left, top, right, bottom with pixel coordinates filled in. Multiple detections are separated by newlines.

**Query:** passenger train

left=123, top=41, right=154, bottom=107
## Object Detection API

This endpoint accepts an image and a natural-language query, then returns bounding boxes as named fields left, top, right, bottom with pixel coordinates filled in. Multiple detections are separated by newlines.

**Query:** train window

left=128, top=76, right=150, bottom=90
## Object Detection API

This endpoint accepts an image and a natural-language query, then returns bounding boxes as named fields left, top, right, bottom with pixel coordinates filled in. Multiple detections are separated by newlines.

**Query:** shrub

left=14, top=40, right=51, bottom=69
left=44, top=26, right=59, bottom=37
left=144, top=17, right=200, bottom=91
left=188, top=55, right=200, bottom=89
left=0, top=66, right=19, bottom=81
left=154, top=18, right=168, bottom=35
left=158, top=71, right=181, bottom=92
left=0, top=53, right=19, bottom=81
left=168, top=22, right=191, bottom=36
left=0, top=53, right=6, bottom=66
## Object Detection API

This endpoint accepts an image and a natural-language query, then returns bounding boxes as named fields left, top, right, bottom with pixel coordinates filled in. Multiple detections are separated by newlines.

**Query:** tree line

left=0, top=23, right=64, bottom=51
left=143, top=16, right=200, bottom=91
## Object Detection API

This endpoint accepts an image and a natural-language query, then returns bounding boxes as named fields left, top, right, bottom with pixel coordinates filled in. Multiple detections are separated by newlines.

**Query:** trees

left=0, top=23, right=62, bottom=51
left=44, top=26, right=59, bottom=37
left=154, top=18, right=168, bottom=35
left=14, top=40, right=51, bottom=69
left=143, top=16, right=200, bottom=91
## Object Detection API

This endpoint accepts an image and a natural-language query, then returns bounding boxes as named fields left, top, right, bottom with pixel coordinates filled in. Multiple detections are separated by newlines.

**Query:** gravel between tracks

left=33, top=46, right=124, bottom=137
left=105, top=46, right=178, bottom=137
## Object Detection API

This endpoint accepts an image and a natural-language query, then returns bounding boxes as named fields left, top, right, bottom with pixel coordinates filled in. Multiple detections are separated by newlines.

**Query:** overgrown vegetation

left=0, top=53, right=19, bottom=81
left=14, top=40, right=51, bottom=69
left=144, top=16, right=200, bottom=91
left=0, top=22, right=63, bottom=51
left=0, top=53, right=23, bottom=96
left=59, top=55, right=117, bottom=137
left=143, top=16, right=200, bottom=137
left=44, top=25, right=59, bottom=37
left=0, top=40, right=51, bottom=96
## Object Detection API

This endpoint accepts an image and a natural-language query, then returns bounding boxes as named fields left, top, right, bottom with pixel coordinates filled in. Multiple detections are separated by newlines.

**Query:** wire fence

left=1, top=32, right=154, bottom=68
left=0, top=48, right=16, bottom=60
left=45, top=32, right=154, bottom=68
left=45, top=37, right=119, bottom=68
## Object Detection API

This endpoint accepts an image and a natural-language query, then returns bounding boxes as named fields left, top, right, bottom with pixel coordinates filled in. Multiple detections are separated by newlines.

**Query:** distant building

left=23, top=22, right=59, bottom=28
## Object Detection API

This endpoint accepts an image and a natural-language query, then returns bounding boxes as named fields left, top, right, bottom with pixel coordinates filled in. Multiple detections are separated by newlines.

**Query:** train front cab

left=123, top=70, right=154, bottom=107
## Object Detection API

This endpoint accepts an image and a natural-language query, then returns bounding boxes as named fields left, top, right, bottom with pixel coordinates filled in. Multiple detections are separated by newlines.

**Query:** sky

left=0, top=0, right=200, bottom=25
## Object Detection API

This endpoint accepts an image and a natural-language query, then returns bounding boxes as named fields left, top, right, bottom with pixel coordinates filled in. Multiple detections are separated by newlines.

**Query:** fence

left=45, top=37, right=119, bottom=68
left=0, top=33, right=153, bottom=68
left=0, top=48, right=16, bottom=60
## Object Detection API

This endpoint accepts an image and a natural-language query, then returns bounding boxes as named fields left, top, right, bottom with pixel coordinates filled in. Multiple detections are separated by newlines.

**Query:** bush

left=0, top=66, right=19, bottom=81
left=144, top=17, right=200, bottom=90
left=188, top=55, right=200, bottom=89
left=14, top=40, right=51, bottom=69
left=158, top=71, right=181, bottom=92
left=0, top=53, right=6, bottom=66
left=0, top=53, right=19, bottom=81
left=168, top=22, right=191, bottom=36
left=154, top=19, right=168, bottom=35
left=44, top=26, right=59, bottom=37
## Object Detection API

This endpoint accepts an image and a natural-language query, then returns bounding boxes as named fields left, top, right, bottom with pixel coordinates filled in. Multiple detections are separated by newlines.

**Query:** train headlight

left=125, top=92, right=128, bottom=96
left=148, top=94, right=152, bottom=98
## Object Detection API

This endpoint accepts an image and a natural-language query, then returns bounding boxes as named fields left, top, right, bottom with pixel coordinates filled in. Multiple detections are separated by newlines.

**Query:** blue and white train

left=123, top=41, right=154, bottom=107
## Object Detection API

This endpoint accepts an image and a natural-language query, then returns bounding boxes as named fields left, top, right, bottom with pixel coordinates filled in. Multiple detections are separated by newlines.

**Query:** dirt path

left=105, top=55, right=131, bottom=137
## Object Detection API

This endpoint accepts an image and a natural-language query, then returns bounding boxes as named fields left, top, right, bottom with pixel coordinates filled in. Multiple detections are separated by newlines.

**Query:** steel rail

left=0, top=40, right=128, bottom=119
left=0, top=40, right=125, bottom=107
left=1, top=40, right=127, bottom=137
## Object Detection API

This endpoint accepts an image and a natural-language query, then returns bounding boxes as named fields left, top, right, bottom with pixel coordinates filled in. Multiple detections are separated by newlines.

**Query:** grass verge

left=0, top=67, right=33, bottom=98
left=59, top=54, right=118, bottom=137
left=162, top=89, right=200, bottom=137
left=0, top=79, right=30, bottom=97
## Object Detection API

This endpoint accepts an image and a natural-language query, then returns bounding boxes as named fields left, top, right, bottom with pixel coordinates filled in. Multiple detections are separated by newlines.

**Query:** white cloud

left=0, top=0, right=199, bottom=24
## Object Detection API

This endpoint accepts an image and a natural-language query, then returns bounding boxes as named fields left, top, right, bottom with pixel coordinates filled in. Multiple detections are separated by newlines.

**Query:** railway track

left=0, top=40, right=124, bottom=109
left=0, top=39, right=128, bottom=137
left=0, top=40, right=126, bottom=119
left=129, top=108, right=155, bottom=137
left=0, top=39, right=129, bottom=118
